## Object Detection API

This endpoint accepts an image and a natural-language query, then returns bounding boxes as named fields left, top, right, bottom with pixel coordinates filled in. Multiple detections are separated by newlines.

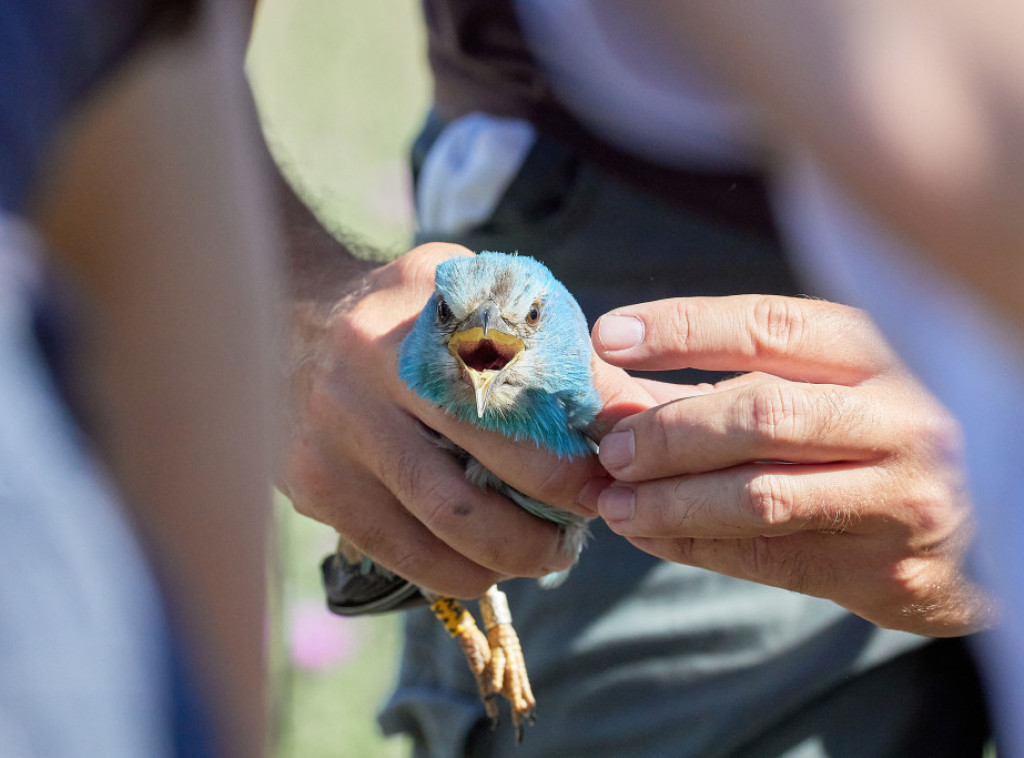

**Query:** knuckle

left=324, top=291, right=366, bottom=341
left=741, top=383, right=852, bottom=445
left=289, top=493, right=319, bottom=522
left=750, top=296, right=806, bottom=358
left=639, top=405, right=675, bottom=467
left=738, top=537, right=824, bottom=596
left=392, top=446, right=426, bottom=503
left=305, top=371, right=344, bottom=422
left=743, top=472, right=793, bottom=529
left=744, top=383, right=802, bottom=441
left=398, top=243, right=471, bottom=283
left=281, top=436, right=340, bottom=520
left=395, top=449, right=475, bottom=527
left=875, top=557, right=938, bottom=616
left=662, top=537, right=698, bottom=565
left=897, top=473, right=968, bottom=543
left=914, top=405, right=966, bottom=468
left=529, top=457, right=582, bottom=506
left=665, top=299, right=697, bottom=351
left=782, top=548, right=824, bottom=596
left=737, top=536, right=775, bottom=580
left=336, top=295, right=385, bottom=347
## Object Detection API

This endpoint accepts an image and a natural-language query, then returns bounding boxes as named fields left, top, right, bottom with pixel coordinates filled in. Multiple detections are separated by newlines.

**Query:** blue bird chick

left=396, top=251, right=603, bottom=737
left=398, top=251, right=602, bottom=577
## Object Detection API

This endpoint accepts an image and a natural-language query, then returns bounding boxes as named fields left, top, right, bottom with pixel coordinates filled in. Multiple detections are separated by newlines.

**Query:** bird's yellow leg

left=430, top=596, right=499, bottom=722
left=480, top=585, right=536, bottom=741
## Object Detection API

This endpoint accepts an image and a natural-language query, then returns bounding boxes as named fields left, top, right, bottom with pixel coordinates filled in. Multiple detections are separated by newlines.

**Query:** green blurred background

left=247, top=2, right=430, bottom=756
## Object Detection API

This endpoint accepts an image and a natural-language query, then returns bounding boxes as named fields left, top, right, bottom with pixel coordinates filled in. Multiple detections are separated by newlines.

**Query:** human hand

left=281, top=243, right=649, bottom=598
left=584, top=295, right=993, bottom=636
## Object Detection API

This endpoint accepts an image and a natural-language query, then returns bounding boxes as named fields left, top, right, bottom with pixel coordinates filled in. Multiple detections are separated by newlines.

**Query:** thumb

left=586, top=356, right=657, bottom=440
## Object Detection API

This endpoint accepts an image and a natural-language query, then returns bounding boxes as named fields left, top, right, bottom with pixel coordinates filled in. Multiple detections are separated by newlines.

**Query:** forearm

left=271, top=160, right=377, bottom=306
left=34, top=6, right=275, bottom=756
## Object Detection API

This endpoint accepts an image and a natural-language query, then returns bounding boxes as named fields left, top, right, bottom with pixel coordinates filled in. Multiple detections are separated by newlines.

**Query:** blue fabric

left=0, top=217, right=173, bottom=757
left=167, top=623, right=218, bottom=758
left=0, top=0, right=151, bottom=211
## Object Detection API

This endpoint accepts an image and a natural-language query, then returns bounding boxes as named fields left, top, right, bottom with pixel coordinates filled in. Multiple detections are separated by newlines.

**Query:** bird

left=321, top=251, right=601, bottom=740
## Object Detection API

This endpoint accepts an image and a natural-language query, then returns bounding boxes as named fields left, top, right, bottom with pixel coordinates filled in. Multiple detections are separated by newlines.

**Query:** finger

left=403, top=356, right=656, bottom=514
left=585, top=356, right=660, bottom=439
left=599, top=462, right=888, bottom=539
left=600, top=379, right=894, bottom=481
left=405, top=395, right=606, bottom=516
left=293, top=465, right=504, bottom=599
left=359, top=407, right=575, bottom=580
left=631, top=376, right=718, bottom=405
left=627, top=532, right=845, bottom=602
left=629, top=532, right=985, bottom=636
left=285, top=423, right=507, bottom=597
left=307, top=349, right=575, bottom=585
left=593, top=295, right=899, bottom=384
left=385, top=241, right=476, bottom=295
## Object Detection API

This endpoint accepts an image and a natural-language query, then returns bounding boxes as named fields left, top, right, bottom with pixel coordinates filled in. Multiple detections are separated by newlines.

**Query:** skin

left=283, top=240, right=645, bottom=598
left=34, top=4, right=276, bottom=756
left=279, top=160, right=992, bottom=632
left=587, top=296, right=992, bottom=636
left=277, top=172, right=656, bottom=599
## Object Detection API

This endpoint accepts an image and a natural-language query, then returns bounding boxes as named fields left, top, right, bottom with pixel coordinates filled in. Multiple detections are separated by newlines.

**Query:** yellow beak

left=447, top=326, right=524, bottom=417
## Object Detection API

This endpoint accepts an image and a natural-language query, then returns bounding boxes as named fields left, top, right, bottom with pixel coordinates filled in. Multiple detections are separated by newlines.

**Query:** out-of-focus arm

left=33, top=3, right=278, bottom=757
left=620, top=0, right=1024, bottom=326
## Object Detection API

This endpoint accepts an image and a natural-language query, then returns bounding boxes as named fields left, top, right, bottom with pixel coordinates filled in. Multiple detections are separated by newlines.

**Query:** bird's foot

left=429, top=596, right=500, bottom=723
left=480, top=586, right=536, bottom=742
left=430, top=587, right=536, bottom=742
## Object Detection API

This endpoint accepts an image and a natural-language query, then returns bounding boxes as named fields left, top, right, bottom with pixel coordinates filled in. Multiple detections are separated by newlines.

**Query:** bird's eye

left=526, top=302, right=541, bottom=326
left=436, top=297, right=453, bottom=323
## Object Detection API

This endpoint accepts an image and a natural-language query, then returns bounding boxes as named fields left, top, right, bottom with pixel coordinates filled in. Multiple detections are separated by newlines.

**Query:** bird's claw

left=481, top=587, right=535, bottom=740
left=429, top=587, right=536, bottom=742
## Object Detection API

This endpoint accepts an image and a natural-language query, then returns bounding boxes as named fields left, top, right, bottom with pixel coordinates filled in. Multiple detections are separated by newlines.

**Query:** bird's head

left=399, top=252, right=600, bottom=454
left=443, top=298, right=531, bottom=418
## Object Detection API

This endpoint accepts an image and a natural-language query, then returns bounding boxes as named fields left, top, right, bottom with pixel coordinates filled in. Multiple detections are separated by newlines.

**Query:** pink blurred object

left=289, top=600, right=358, bottom=671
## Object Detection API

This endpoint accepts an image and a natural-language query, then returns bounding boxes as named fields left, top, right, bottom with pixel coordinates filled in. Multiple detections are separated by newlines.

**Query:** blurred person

left=646, top=3, right=1024, bottom=753
left=271, top=3, right=996, bottom=757
left=4, top=1, right=278, bottom=756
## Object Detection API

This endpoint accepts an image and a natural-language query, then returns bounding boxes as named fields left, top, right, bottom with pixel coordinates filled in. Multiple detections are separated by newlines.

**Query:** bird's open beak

left=447, top=308, right=524, bottom=417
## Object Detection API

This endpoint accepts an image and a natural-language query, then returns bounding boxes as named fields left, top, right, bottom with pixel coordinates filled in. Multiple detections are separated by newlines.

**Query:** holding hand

left=586, top=295, right=993, bottom=636
left=282, top=243, right=645, bottom=598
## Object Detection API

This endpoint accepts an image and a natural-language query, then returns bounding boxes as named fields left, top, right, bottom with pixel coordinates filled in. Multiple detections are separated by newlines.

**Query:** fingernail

left=597, top=314, right=644, bottom=352
left=541, top=553, right=575, bottom=574
left=599, top=430, right=634, bottom=471
left=598, top=485, right=635, bottom=522
left=576, top=477, right=613, bottom=514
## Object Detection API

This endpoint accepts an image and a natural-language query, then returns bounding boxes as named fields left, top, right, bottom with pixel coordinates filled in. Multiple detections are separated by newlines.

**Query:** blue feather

left=399, top=252, right=601, bottom=457
left=398, top=252, right=602, bottom=585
